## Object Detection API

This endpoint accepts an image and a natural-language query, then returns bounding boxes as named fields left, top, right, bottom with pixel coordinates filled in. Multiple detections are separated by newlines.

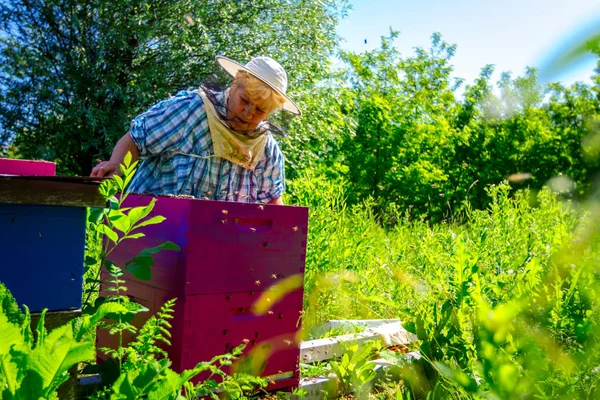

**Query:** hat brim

left=216, top=55, right=301, bottom=116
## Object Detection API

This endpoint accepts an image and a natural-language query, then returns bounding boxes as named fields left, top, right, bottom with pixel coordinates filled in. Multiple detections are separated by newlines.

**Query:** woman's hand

left=91, top=160, right=119, bottom=178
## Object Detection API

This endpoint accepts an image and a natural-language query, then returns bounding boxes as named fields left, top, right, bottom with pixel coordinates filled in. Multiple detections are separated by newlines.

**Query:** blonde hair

left=234, top=71, right=286, bottom=114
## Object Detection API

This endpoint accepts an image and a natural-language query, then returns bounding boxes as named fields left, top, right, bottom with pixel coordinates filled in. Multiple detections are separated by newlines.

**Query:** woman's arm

left=90, top=132, right=139, bottom=177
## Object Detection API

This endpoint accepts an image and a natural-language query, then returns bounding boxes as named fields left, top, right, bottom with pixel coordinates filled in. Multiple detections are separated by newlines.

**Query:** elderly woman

left=91, top=56, right=301, bottom=205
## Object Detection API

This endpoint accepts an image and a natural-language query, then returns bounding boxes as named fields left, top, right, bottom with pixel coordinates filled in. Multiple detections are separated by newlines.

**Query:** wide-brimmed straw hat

left=216, top=55, right=301, bottom=116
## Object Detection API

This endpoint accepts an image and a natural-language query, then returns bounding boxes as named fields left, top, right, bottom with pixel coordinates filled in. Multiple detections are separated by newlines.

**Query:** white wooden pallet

left=294, top=319, right=419, bottom=399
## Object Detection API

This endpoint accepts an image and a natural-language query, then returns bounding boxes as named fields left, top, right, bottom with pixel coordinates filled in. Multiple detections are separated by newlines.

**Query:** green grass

left=288, top=172, right=600, bottom=398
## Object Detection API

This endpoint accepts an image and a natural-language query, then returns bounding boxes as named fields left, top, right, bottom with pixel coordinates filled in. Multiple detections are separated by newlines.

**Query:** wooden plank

left=0, top=176, right=106, bottom=208
left=300, top=321, right=415, bottom=363
left=310, top=318, right=401, bottom=338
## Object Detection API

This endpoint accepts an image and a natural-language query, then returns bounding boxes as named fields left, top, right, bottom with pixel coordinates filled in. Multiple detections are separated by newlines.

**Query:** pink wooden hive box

left=97, top=195, right=309, bottom=390
left=0, top=158, right=56, bottom=176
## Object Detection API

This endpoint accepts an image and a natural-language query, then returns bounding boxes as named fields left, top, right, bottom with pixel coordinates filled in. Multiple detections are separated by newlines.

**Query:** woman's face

left=226, top=84, right=269, bottom=132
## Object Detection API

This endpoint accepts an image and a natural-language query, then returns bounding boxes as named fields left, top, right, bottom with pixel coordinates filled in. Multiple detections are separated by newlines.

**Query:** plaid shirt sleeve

left=129, top=91, right=205, bottom=156
left=256, top=136, right=286, bottom=203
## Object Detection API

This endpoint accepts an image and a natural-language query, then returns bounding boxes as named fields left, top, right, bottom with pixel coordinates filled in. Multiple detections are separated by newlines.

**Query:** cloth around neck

left=197, top=89, right=269, bottom=171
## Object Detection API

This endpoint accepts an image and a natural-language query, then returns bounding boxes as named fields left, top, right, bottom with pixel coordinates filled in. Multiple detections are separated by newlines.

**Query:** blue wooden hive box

left=0, top=176, right=106, bottom=312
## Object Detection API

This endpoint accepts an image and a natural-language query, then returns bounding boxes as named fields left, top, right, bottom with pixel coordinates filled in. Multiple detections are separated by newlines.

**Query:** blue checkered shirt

left=127, top=90, right=285, bottom=203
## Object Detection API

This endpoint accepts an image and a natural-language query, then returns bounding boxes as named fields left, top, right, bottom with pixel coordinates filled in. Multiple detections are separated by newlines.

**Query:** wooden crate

left=97, top=195, right=309, bottom=390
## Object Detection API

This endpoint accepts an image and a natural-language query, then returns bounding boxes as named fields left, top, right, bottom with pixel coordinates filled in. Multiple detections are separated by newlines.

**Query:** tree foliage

left=330, top=33, right=600, bottom=222
left=0, top=0, right=348, bottom=174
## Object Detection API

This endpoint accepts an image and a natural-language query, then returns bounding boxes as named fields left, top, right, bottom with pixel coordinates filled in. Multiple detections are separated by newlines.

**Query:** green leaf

left=126, top=255, right=155, bottom=280
left=111, top=360, right=168, bottom=397
left=98, top=224, right=119, bottom=243
left=104, top=260, right=123, bottom=277
left=126, top=255, right=154, bottom=269
left=127, top=263, right=152, bottom=281
left=123, top=151, right=132, bottom=168
left=34, top=309, right=48, bottom=348
left=88, top=208, right=105, bottom=224
left=113, top=175, right=125, bottom=191
left=12, top=368, right=47, bottom=399
left=104, top=300, right=148, bottom=321
left=137, top=242, right=181, bottom=258
left=0, top=310, right=25, bottom=356
left=109, top=213, right=132, bottom=234
left=123, top=233, right=145, bottom=240
left=0, top=353, right=20, bottom=396
left=85, top=256, right=98, bottom=266
left=74, top=302, right=137, bottom=341
left=133, top=215, right=167, bottom=230
left=27, top=324, right=95, bottom=394
left=147, top=367, right=191, bottom=399
left=127, top=199, right=157, bottom=227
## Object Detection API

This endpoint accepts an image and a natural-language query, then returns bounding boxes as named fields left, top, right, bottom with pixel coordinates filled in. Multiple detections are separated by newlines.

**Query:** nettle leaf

left=12, top=368, right=47, bottom=399
left=0, top=352, right=21, bottom=396
left=33, top=310, right=48, bottom=349
left=0, top=283, right=25, bottom=327
left=0, top=309, right=24, bottom=356
left=27, top=324, right=95, bottom=394
left=147, top=367, right=191, bottom=399
left=111, top=360, right=168, bottom=397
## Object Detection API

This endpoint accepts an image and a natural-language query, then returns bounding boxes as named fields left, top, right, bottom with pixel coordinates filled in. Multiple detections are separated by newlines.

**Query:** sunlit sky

left=336, top=0, right=600, bottom=88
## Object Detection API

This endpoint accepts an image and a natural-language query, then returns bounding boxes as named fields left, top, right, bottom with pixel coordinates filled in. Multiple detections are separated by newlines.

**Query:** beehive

left=97, top=195, right=309, bottom=390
